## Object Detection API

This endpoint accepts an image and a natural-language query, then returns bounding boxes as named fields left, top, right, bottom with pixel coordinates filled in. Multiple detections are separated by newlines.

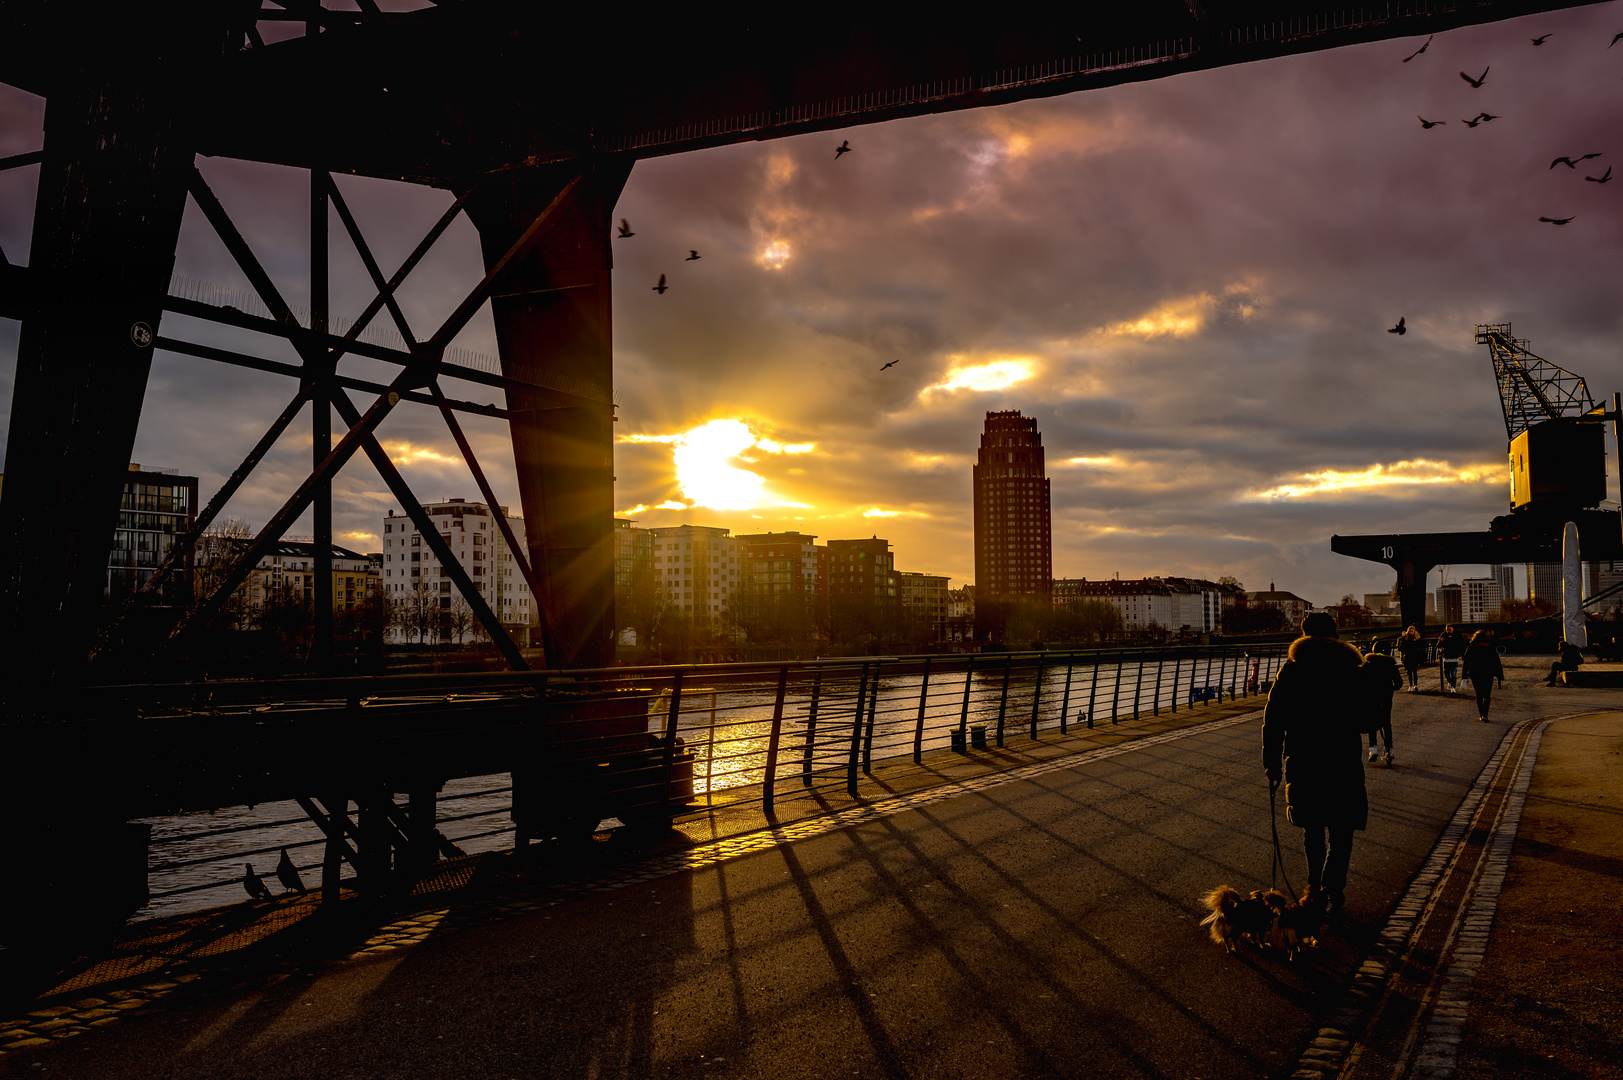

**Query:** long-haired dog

left=1200, top=885, right=1324, bottom=958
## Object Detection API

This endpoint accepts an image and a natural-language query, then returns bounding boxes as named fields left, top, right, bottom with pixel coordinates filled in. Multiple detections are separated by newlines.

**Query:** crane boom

left=1476, top=323, right=1594, bottom=441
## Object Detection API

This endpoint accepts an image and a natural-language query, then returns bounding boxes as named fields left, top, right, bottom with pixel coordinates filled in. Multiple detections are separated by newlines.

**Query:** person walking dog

left=1263, top=612, right=1369, bottom=913
left=1462, top=631, right=1504, bottom=722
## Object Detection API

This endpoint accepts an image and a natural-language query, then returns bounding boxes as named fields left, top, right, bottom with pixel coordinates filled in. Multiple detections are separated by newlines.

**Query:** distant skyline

left=3, top=4, right=1622, bottom=608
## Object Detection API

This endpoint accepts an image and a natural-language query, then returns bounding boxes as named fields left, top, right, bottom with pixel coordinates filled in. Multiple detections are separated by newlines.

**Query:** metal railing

left=117, top=643, right=1286, bottom=918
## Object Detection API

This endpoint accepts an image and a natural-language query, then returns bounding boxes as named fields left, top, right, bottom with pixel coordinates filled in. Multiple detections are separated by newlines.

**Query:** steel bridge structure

left=0, top=1, right=1606, bottom=955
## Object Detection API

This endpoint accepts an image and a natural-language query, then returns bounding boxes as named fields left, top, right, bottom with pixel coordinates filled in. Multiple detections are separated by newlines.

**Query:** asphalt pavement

left=1, top=654, right=1617, bottom=1080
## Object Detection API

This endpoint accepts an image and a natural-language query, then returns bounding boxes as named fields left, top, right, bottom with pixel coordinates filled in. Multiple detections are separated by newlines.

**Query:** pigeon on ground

left=243, top=863, right=272, bottom=901
left=275, top=848, right=306, bottom=893
left=437, top=831, right=467, bottom=860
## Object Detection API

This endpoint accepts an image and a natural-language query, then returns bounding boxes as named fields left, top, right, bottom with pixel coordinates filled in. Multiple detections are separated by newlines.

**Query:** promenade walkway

left=0, top=656, right=1617, bottom=1079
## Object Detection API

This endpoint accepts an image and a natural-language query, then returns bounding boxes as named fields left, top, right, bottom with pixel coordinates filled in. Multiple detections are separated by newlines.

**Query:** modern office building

left=897, top=570, right=951, bottom=640
left=972, top=411, right=1052, bottom=607
left=107, top=464, right=199, bottom=607
left=735, top=531, right=820, bottom=602
left=649, top=524, right=741, bottom=623
left=1460, top=577, right=1502, bottom=623
left=1435, top=583, right=1463, bottom=626
left=379, top=499, right=535, bottom=640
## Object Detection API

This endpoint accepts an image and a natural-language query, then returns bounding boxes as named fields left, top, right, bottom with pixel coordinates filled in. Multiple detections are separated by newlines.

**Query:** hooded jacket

left=1262, top=634, right=1369, bottom=830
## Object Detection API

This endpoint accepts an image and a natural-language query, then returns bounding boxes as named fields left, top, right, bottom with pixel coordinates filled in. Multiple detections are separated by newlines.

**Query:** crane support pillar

left=466, top=159, right=633, bottom=669
left=0, top=35, right=204, bottom=706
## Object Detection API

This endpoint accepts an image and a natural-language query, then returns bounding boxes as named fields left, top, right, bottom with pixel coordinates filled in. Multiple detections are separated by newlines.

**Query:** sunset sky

left=3, top=4, right=1622, bottom=607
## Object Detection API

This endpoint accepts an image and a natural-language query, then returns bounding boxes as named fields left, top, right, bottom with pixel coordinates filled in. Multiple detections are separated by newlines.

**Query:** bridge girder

left=0, top=2, right=1608, bottom=690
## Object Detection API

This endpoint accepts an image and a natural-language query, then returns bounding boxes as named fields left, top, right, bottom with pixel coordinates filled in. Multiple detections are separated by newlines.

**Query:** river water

left=134, top=654, right=1276, bottom=921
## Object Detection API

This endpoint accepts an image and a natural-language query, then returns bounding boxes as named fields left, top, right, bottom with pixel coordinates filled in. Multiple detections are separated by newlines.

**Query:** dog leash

left=1268, top=778, right=1298, bottom=899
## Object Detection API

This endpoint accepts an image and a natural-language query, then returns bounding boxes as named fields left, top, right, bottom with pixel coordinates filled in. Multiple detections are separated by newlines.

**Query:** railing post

left=1152, top=653, right=1164, bottom=716
left=1058, top=653, right=1075, bottom=734
left=848, top=662, right=870, bottom=796
left=321, top=789, right=344, bottom=909
left=863, top=661, right=882, bottom=773
left=1029, top=654, right=1044, bottom=740
left=913, top=657, right=931, bottom=763
left=762, top=665, right=790, bottom=815
left=1216, top=650, right=1228, bottom=703
left=1202, top=649, right=1215, bottom=707
left=1110, top=652, right=1123, bottom=724
left=660, top=670, right=685, bottom=811
left=957, top=655, right=976, bottom=749
left=802, top=668, right=823, bottom=786
left=704, top=690, right=719, bottom=801
left=1132, top=652, right=1145, bottom=720
left=996, top=652, right=1013, bottom=747
left=1086, top=654, right=1099, bottom=728
left=1171, top=654, right=1180, bottom=713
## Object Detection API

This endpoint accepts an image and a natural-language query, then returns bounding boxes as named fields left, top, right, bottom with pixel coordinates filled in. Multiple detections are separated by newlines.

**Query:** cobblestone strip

left=344, top=710, right=1263, bottom=958
left=0, top=976, right=202, bottom=1056
left=1287, top=714, right=1565, bottom=1080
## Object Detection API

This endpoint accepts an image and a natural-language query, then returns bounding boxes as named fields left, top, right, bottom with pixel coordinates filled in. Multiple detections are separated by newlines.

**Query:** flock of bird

left=1408, top=27, right=1620, bottom=225
left=626, top=139, right=859, bottom=301
left=1388, top=23, right=1618, bottom=336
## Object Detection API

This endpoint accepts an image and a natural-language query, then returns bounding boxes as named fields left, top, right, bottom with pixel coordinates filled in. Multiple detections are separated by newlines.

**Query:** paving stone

left=30, top=1019, right=79, bottom=1033
left=26, top=1007, right=74, bottom=1019
left=109, top=1000, right=148, bottom=1010
left=88, top=1018, right=121, bottom=1027
left=69, top=998, right=107, bottom=1009
left=2, top=1038, right=52, bottom=1050
left=139, top=982, right=179, bottom=993
left=74, top=1009, right=119, bottom=1020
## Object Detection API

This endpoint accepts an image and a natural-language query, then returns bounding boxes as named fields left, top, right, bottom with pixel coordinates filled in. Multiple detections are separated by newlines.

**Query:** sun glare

left=928, top=358, right=1035, bottom=394
left=758, top=241, right=792, bottom=270
left=1255, top=459, right=1498, bottom=499
left=621, top=419, right=817, bottom=511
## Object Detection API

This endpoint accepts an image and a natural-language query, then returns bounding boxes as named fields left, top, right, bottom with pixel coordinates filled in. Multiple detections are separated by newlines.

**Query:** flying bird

left=1611, top=31, right=1622, bottom=48
left=652, top=273, right=668, bottom=294
left=275, top=849, right=306, bottom=894
left=685, top=249, right=700, bottom=260
left=1550, top=154, right=1601, bottom=169
left=1586, top=166, right=1613, bottom=183
left=1475, top=113, right=1500, bottom=123
left=1462, top=117, right=1482, bottom=128
left=880, top=359, right=900, bottom=370
left=835, top=139, right=851, bottom=159
left=1539, top=215, right=1576, bottom=225
left=1417, top=116, right=1445, bottom=129
left=617, top=218, right=634, bottom=238
left=1459, top=67, right=1489, bottom=88
left=1530, top=34, right=1552, bottom=46
left=1388, top=318, right=1407, bottom=336
left=242, top=863, right=272, bottom=901
left=1401, top=34, right=1433, bottom=62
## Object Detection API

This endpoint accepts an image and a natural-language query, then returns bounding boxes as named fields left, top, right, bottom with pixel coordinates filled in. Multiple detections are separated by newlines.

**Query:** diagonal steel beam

left=328, top=387, right=527, bottom=668
left=165, top=382, right=409, bottom=647
left=430, top=382, right=562, bottom=668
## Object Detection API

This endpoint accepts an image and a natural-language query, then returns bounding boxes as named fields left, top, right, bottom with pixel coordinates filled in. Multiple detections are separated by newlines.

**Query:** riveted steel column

left=466, top=158, right=634, bottom=669
left=0, top=18, right=217, bottom=700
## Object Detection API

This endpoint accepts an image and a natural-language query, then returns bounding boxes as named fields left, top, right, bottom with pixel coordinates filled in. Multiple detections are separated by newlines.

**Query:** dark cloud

left=4, top=5, right=1621, bottom=604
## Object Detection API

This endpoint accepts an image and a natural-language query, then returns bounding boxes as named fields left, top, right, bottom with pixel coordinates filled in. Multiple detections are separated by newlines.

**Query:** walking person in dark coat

left=1438, top=625, right=1466, bottom=694
left=1263, top=612, right=1369, bottom=912
left=1398, top=626, right=1426, bottom=691
left=1362, top=640, right=1403, bottom=763
left=1463, top=631, right=1505, bottom=722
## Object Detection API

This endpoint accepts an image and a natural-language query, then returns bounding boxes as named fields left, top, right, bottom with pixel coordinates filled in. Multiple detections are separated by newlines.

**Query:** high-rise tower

left=973, top=411, right=1052, bottom=618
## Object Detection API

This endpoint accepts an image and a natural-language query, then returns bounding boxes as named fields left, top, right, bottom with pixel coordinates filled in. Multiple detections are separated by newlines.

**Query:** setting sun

left=621, top=419, right=816, bottom=512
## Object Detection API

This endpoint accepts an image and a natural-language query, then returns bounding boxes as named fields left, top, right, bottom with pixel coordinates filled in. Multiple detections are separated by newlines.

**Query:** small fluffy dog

left=1200, top=885, right=1323, bottom=958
